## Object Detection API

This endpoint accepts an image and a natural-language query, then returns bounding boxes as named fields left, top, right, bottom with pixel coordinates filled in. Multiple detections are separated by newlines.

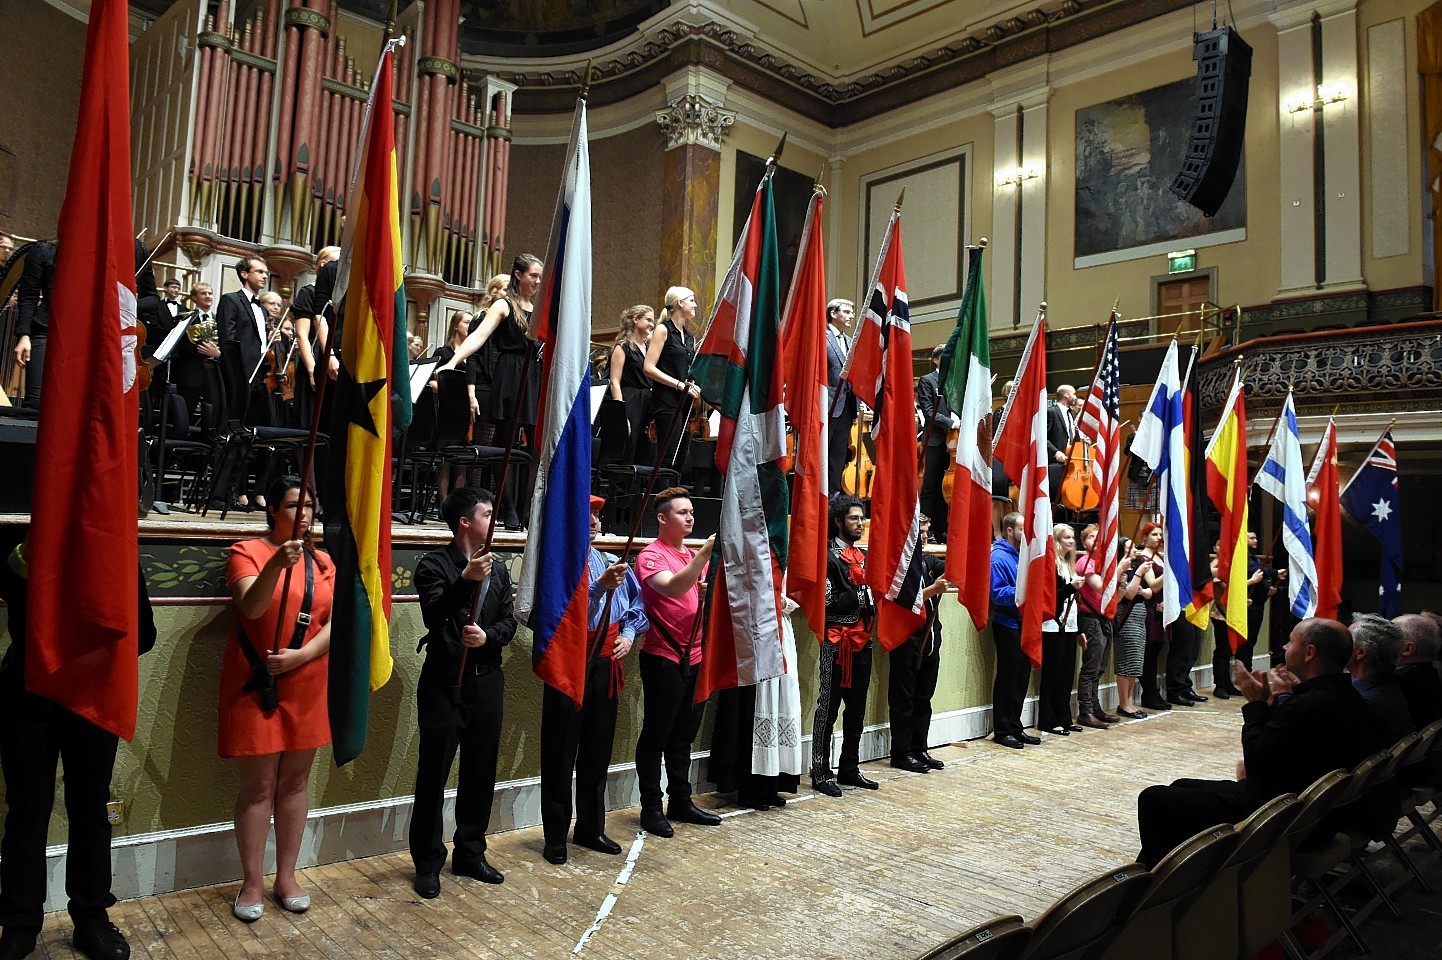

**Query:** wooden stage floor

left=37, top=698, right=1253, bottom=959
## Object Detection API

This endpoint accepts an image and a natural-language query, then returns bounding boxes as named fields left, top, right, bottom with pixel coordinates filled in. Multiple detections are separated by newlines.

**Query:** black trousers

left=827, top=413, right=855, bottom=496
left=887, top=640, right=939, bottom=758
left=1216, top=621, right=1243, bottom=692
left=1137, top=777, right=1257, bottom=868
left=1141, top=636, right=1166, bottom=704
left=20, top=334, right=46, bottom=408
left=1166, top=618, right=1202, bottom=699
left=410, top=661, right=504, bottom=874
left=920, top=443, right=950, bottom=537
left=0, top=681, right=119, bottom=936
left=812, top=641, right=872, bottom=777
left=634, top=652, right=702, bottom=811
left=991, top=623, right=1031, bottom=738
left=1076, top=613, right=1112, bottom=717
left=539, top=657, right=618, bottom=845
left=1037, top=629, right=1079, bottom=730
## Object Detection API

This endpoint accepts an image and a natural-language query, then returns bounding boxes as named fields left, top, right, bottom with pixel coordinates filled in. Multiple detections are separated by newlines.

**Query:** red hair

left=1138, top=522, right=1162, bottom=541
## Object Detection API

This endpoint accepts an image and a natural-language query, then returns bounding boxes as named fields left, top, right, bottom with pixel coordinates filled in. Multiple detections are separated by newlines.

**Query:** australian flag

left=1339, top=428, right=1402, bottom=617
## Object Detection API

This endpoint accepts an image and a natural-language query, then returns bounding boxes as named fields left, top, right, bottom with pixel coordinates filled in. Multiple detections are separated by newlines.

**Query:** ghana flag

left=324, top=41, right=410, bottom=766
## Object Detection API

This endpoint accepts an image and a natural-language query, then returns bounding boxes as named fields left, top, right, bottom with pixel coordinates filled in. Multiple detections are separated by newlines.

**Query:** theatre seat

left=914, top=914, right=1030, bottom=960
left=1098, top=825, right=1238, bottom=960
left=1285, top=767, right=1364, bottom=957
left=1019, top=863, right=1149, bottom=960
left=1173, top=793, right=1300, bottom=960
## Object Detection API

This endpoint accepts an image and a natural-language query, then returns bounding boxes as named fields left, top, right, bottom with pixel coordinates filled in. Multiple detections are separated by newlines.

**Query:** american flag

left=1077, top=312, right=1121, bottom=616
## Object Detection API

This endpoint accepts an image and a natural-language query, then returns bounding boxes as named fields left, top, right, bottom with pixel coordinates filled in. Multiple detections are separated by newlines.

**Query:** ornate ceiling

left=119, top=0, right=1188, bottom=125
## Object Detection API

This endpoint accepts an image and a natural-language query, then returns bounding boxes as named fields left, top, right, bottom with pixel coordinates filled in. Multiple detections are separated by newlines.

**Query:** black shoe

left=1046, top=726, right=1070, bottom=736
left=413, top=871, right=441, bottom=898
left=889, top=754, right=929, bottom=773
left=1018, top=732, right=1042, bottom=745
left=543, top=843, right=568, bottom=865
left=0, top=933, right=36, bottom=960
left=764, top=792, right=788, bottom=807
left=1066, top=724, right=1084, bottom=732
left=1212, top=687, right=1231, bottom=700
left=452, top=856, right=504, bottom=884
left=1166, top=697, right=1194, bottom=707
left=736, top=792, right=772, bottom=810
left=640, top=807, right=674, bottom=837
left=812, top=777, right=843, bottom=797
left=994, top=735, right=1025, bottom=749
left=837, top=769, right=879, bottom=790
left=1117, top=708, right=1148, bottom=719
left=573, top=833, right=622, bottom=855
left=1141, top=698, right=1173, bottom=710
left=667, top=800, right=722, bottom=826
left=918, top=751, right=945, bottom=770
left=1185, top=692, right=1208, bottom=703
left=72, top=922, right=129, bottom=960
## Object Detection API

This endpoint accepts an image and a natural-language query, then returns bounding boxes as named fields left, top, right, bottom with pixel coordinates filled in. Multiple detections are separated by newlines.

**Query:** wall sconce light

left=1286, top=83, right=1349, bottom=115
left=995, top=163, right=1042, bottom=188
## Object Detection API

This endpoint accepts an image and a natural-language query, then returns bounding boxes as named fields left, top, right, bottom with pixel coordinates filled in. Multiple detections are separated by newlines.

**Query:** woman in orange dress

left=220, top=474, right=334, bottom=921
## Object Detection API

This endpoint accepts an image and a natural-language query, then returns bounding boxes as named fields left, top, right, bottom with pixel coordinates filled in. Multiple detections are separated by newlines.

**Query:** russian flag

left=519, top=99, right=593, bottom=708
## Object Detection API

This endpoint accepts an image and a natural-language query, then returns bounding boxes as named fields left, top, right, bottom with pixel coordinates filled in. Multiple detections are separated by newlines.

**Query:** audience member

left=1348, top=613, right=1414, bottom=743
left=1393, top=614, right=1442, bottom=728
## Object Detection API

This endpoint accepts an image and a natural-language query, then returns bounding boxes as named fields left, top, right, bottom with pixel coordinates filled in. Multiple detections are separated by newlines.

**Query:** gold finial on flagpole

left=579, top=58, right=595, bottom=100
left=766, top=132, right=788, bottom=168
left=894, top=187, right=906, bottom=211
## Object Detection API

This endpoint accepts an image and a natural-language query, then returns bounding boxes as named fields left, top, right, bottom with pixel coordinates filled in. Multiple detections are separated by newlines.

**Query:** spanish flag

left=324, top=42, right=409, bottom=765
left=1203, top=368, right=1249, bottom=653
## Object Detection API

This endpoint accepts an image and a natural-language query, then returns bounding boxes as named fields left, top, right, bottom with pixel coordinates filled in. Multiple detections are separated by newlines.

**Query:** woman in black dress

left=430, top=309, right=477, bottom=502
left=643, top=286, right=701, bottom=471
left=607, top=304, right=654, bottom=464
left=439, top=255, right=542, bottom=528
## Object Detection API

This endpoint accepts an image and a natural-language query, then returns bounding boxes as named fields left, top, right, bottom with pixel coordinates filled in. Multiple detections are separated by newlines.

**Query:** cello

left=1060, top=437, right=1100, bottom=512
left=842, top=407, right=876, bottom=498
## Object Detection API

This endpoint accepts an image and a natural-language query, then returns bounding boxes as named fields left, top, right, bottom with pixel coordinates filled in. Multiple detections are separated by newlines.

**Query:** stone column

left=654, top=69, right=735, bottom=312
left=989, top=63, right=1050, bottom=331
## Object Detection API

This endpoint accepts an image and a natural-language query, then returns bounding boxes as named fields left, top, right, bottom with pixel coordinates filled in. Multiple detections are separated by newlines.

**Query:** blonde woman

left=608, top=304, right=654, bottom=464
left=1037, top=523, right=1087, bottom=736
left=643, top=286, right=701, bottom=468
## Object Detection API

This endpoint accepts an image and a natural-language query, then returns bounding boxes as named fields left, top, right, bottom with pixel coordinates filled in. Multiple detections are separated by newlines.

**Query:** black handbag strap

left=239, top=549, right=315, bottom=688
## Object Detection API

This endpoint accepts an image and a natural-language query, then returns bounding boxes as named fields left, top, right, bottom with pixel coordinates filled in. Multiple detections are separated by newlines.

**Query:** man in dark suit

left=13, top=240, right=55, bottom=409
left=825, top=298, right=857, bottom=496
left=1045, top=384, right=1076, bottom=500
left=1394, top=614, right=1442, bottom=728
left=159, top=279, right=183, bottom=324
left=216, top=256, right=271, bottom=424
left=1135, top=618, right=1381, bottom=867
left=168, top=282, right=220, bottom=426
left=915, top=345, right=954, bottom=540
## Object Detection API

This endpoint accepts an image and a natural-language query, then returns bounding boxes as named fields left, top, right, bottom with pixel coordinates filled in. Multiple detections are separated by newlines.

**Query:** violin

left=263, top=320, right=299, bottom=402
left=1060, top=437, right=1100, bottom=512
left=842, top=408, right=876, bottom=498
left=133, top=317, right=151, bottom=392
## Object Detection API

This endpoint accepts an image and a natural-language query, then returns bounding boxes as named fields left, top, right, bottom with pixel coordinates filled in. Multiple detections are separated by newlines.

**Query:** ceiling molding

left=464, top=0, right=1214, bottom=128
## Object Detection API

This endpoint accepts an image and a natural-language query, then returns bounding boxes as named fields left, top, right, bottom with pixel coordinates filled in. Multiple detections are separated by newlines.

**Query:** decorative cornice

left=654, top=93, right=736, bottom=151
left=282, top=7, right=329, bottom=34
left=471, top=0, right=1203, bottom=127
left=418, top=56, right=459, bottom=82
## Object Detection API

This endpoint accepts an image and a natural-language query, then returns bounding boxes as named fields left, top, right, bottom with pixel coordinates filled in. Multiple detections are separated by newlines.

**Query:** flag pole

left=1247, top=381, right=1293, bottom=494
left=920, top=238, right=988, bottom=470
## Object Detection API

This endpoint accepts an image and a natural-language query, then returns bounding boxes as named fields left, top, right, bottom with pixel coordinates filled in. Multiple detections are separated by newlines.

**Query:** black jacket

left=15, top=241, right=55, bottom=339
left=825, top=542, right=873, bottom=627
left=915, top=370, right=952, bottom=447
left=1240, top=671, right=1383, bottom=804
left=415, top=542, right=516, bottom=669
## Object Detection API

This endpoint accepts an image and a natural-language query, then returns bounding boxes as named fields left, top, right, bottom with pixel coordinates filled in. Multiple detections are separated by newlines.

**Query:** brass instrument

left=184, top=310, right=218, bottom=344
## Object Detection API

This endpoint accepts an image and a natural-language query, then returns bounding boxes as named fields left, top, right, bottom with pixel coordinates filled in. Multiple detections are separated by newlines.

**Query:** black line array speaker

left=1169, top=26, right=1252, bottom=217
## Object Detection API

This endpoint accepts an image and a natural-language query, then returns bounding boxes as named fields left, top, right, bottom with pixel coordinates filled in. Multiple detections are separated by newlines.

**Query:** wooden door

left=1156, top=277, right=1211, bottom=337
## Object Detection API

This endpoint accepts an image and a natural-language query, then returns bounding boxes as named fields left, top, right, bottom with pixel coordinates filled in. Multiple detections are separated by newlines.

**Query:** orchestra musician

left=431, top=310, right=479, bottom=503
left=916, top=344, right=955, bottom=542
left=438, top=256, right=543, bottom=531
left=607, top=304, right=654, bottom=465
left=825, top=298, right=857, bottom=496
left=216, top=256, right=272, bottom=426
left=644, top=287, right=702, bottom=475
left=169, top=282, right=221, bottom=427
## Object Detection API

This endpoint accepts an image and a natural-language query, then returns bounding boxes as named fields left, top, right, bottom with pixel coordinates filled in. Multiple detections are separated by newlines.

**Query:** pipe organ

left=137, top=0, right=515, bottom=309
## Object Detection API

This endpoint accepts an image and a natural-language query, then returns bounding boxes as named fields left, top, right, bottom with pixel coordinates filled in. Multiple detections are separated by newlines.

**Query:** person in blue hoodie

left=990, top=512, right=1037, bottom=750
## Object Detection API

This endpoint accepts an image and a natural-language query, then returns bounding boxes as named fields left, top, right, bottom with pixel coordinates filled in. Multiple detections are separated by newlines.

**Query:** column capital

left=655, top=92, right=736, bottom=152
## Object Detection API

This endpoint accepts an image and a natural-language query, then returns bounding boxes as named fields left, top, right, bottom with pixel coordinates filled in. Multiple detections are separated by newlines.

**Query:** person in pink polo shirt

left=633, top=487, right=716, bottom=838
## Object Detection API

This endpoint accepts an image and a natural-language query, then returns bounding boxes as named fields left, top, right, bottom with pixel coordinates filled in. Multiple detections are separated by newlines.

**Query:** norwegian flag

left=991, top=313, right=1055, bottom=667
left=843, top=207, right=927, bottom=650
left=1076, top=312, right=1121, bottom=617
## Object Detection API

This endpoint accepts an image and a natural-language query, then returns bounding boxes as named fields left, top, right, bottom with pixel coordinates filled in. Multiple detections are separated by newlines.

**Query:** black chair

left=396, top=379, right=441, bottom=522
left=434, top=368, right=528, bottom=512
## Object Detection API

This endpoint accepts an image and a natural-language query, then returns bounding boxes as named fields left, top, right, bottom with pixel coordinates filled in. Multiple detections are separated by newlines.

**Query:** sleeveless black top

left=655, top=319, right=695, bottom=386
left=619, top=341, right=651, bottom=391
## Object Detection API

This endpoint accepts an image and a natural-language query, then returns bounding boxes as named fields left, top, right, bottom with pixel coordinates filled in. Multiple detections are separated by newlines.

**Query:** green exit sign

left=1167, top=250, right=1197, bottom=273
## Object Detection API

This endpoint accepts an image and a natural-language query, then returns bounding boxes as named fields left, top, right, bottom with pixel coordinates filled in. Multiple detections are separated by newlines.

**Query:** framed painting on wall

left=1074, top=77, right=1246, bottom=268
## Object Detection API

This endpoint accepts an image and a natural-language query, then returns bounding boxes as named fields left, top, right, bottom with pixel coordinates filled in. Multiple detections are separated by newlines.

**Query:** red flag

left=780, top=188, right=828, bottom=641
left=26, top=0, right=140, bottom=739
left=1307, top=418, right=1343, bottom=619
left=843, top=209, right=926, bottom=650
left=992, top=315, right=1054, bottom=668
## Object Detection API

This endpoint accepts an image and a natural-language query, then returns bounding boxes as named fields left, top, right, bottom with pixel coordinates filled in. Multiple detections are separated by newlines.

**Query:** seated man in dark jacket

left=1394, top=614, right=1442, bottom=729
left=1347, top=613, right=1414, bottom=745
left=1135, top=618, right=1380, bottom=867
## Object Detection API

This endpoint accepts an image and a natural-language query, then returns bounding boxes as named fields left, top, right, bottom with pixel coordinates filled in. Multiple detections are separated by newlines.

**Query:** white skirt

left=752, top=600, right=804, bottom=777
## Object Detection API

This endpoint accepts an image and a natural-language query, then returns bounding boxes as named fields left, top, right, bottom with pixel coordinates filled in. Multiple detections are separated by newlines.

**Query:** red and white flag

left=1076, top=313, right=1121, bottom=616
left=26, top=0, right=141, bottom=739
left=843, top=208, right=926, bottom=650
left=991, top=314, right=1054, bottom=667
